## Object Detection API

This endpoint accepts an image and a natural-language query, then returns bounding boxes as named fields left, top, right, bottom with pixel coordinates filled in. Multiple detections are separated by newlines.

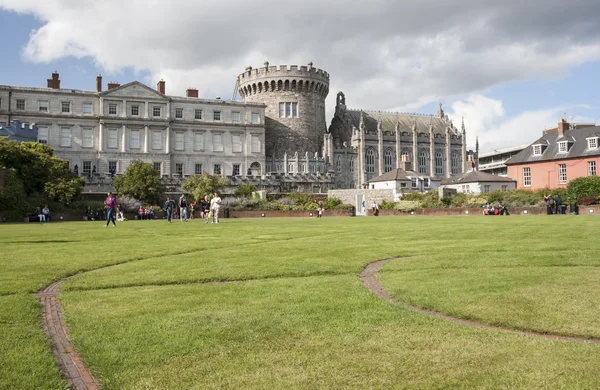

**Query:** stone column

left=377, top=121, right=383, bottom=175
left=122, top=100, right=127, bottom=118
left=121, top=124, right=126, bottom=153
left=395, top=122, right=401, bottom=169
left=412, top=127, right=418, bottom=172
left=144, top=125, right=149, bottom=153
left=445, top=129, right=452, bottom=178
left=99, top=122, right=104, bottom=152
left=165, top=126, right=170, bottom=154
left=429, top=128, right=435, bottom=176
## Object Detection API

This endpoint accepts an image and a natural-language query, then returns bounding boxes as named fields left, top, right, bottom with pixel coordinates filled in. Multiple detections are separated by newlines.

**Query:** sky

left=1, top=0, right=600, bottom=153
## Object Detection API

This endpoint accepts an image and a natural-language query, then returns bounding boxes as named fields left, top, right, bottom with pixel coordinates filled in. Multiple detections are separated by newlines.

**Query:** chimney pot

left=186, top=88, right=198, bottom=98
left=107, top=81, right=120, bottom=90
left=157, top=79, right=166, bottom=94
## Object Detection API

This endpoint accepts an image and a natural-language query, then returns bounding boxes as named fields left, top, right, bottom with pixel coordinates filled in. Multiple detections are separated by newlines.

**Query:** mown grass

left=1, top=216, right=600, bottom=389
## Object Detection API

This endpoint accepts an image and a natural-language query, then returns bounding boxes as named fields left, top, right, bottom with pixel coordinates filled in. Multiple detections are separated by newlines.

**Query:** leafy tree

left=113, top=160, right=163, bottom=204
left=43, top=157, right=85, bottom=204
left=566, top=176, right=600, bottom=204
left=182, top=172, right=226, bottom=202
left=234, top=183, right=257, bottom=198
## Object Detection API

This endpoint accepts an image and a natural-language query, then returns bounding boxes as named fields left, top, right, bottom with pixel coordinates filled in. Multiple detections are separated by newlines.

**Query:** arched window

left=349, top=181, right=355, bottom=189
left=435, top=151, right=444, bottom=175
left=250, top=162, right=261, bottom=176
left=366, top=149, right=376, bottom=173
left=418, top=150, right=428, bottom=174
left=384, top=149, right=394, bottom=173
left=350, top=156, right=355, bottom=173
left=451, top=151, right=460, bottom=175
left=401, top=149, right=411, bottom=162
left=336, top=155, right=343, bottom=173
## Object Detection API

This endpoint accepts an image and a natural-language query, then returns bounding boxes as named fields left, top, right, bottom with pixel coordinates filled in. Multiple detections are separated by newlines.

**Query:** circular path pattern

left=37, top=257, right=600, bottom=389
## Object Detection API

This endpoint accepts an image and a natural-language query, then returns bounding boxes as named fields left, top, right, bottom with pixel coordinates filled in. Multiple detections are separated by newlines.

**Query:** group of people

left=483, top=202, right=509, bottom=215
left=544, top=194, right=564, bottom=214
left=137, top=206, right=156, bottom=220
left=163, top=193, right=222, bottom=224
left=36, top=205, right=51, bottom=222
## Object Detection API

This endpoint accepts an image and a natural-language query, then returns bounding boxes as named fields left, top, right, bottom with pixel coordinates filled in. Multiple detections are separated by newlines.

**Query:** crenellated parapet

left=238, top=61, right=330, bottom=99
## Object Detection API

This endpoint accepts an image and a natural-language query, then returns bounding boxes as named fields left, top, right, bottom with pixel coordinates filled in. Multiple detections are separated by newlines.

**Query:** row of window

left=78, top=161, right=261, bottom=177
left=522, top=161, right=597, bottom=186
left=362, top=149, right=461, bottom=175
left=535, top=137, right=599, bottom=157
left=13, top=99, right=261, bottom=124
left=38, top=126, right=261, bottom=153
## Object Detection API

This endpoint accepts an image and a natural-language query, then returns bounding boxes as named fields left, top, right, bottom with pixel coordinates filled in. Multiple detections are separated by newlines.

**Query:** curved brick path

left=37, top=281, right=100, bottom=390
left=359, top=258, right=600, bottom=344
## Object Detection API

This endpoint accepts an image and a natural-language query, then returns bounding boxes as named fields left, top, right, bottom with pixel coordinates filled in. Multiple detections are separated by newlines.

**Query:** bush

left=394, top=201, right=419, bottom=212
left=234, top=184, right=257, bottom=198
left=119, top=197, right=142, bottom=212
left=567, top=176, right=600, bottom=204
left=378, top=199, right=396, bottom=210
left=577, top=196, right=597, bottom=205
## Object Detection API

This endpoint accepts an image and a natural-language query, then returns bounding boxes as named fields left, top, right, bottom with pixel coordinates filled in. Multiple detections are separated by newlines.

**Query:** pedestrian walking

left=210, top=192, right=221, bottom=224
left=179, top=194, right=188, bottom=222
left=164, top=197, right=175, bottom=223
left=105, top=192, right=117, bottom=227
left=201, top=195, right=210, bottom=224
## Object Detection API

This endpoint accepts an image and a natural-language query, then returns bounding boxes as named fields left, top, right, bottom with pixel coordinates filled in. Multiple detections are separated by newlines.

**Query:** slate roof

left=345, top=110, right=459, bottom=135
left=506, top=125, right=600, bottom=165
left=367, top=168, right=442, bottom=183
left=0, top=120, right=38, bottom=142
left=441, top=170, right=516, bottom=185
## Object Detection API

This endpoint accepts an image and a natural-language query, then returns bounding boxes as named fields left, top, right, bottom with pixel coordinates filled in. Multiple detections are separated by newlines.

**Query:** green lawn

left=2, top=216, right=600, bottom=389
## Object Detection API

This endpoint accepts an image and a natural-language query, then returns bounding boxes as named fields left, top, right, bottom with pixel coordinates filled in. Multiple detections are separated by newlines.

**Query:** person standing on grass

left=42, top=205, right=50, bottom=222
left=371, top=201, right=379, bottom=216
left=201, top=195, right=210, bottom=224
left=317, top=200, right=324, bottom=218
left=164, top=197, right=175, bottom=223
left=210, top=192, right=221, bottom=224
left=104, top=192, right=117, bottom=227
left=179, top=194, right=188, bottom=222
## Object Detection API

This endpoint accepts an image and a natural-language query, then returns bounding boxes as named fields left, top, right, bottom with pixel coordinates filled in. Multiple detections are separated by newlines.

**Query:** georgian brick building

left=506, top=119, right=600, bottom=189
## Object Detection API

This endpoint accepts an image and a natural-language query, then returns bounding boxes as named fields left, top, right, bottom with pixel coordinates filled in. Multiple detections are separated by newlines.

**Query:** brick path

left=360, top=258, right=600, bottom=344
left=37, top=281, right=101, bottom=390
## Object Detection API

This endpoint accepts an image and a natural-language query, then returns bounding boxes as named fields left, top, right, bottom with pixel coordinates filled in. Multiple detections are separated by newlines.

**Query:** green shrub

left=378, top=199, right=397, bottom=210
left=234, top=184, right=257, bottom=198
left=394, top=201, right=419, bottom=212
left=401, top=192, right=424, bottom=202
left=567, top=176, right=600, bottom=204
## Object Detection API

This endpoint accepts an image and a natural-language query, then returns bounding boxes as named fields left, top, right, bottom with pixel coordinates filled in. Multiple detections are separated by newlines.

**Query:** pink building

left=506, top=119, right=599, bottom=189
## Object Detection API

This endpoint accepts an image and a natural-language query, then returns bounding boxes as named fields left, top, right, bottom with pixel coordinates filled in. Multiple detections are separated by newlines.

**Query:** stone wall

left=328, top=189, right=394, bottom=210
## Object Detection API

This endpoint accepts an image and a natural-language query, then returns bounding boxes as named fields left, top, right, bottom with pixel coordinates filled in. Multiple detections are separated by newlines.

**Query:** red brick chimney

left=186, top=88, right=198, bottom=98
left=107, top=81, right=120, bottom=90
left=96, top=74, right=102, bottom=92
left=558, top=118, right=568, bottom=137
left=157, top=79, right=166, bottom=94
left=47, top=70, right=60, bottom=89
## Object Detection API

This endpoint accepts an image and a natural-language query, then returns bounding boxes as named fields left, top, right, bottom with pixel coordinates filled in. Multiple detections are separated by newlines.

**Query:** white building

left=0, top=72, right=266, bottom=184
left=367, top=168, right=442, bottom=201
left=440, top=170, right=516, bottom=195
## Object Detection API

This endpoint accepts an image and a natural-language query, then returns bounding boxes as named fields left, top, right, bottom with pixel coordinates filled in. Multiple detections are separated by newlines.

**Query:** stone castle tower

left=237, top=62, right=329, bottom=157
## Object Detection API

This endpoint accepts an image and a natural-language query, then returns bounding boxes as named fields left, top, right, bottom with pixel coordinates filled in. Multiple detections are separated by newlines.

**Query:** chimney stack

left=157, top=79, right=166, bottom=95
left=47, top=70, right=60, bottom=89
left=107, top=81, right=120, bottom=90
left=186, top=88, right=198, bottom=98
left=96, top=74, right=102, bottom=92
left=558, top=118, right=568, bottom=137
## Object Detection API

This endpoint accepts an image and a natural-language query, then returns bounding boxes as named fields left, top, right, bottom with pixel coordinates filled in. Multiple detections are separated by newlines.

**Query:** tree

left=44, top=157, right=85, bottom=204
left=234, top=183, right=256, bottom=198
left=566, top=176, right=600, bottom=204
left=113, top=160, right=163, bottom=204
left=182, top=172, right=226, bottom=201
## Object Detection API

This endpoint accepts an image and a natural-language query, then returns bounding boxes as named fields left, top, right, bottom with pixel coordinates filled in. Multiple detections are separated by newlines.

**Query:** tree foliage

left=113, top=160, right=163, bottom=204
left=566, top=176, right=600, bottom=204
left=234, top=183, right=257, bottom=198
left=182, top=173, right=226, bottom=202
left=0, top=140, right=84, bottom=215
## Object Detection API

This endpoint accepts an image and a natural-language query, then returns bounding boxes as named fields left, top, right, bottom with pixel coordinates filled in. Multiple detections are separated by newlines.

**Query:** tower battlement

left=238, top=61, right=329, bottom=99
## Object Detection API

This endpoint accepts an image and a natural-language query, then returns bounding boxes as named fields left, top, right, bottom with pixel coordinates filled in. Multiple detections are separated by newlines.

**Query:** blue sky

left=1, top=1, right=600, bottom=152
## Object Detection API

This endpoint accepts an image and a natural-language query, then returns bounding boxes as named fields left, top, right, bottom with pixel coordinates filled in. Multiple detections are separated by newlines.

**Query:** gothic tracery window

left=418, top=149, right=428, bottom=174
left=451, top=151, right=460, bottom=175
left=366, top=148, right=376, bottom=174
left=435, top=151, right=444, bottom=175
left=384, top=149, right=394, bottom=173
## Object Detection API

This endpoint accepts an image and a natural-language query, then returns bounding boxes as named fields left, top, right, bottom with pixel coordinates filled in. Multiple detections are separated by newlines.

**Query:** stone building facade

left=325, top=92, right=469, bottom=189
left=0, top=72, right=267, bottom=189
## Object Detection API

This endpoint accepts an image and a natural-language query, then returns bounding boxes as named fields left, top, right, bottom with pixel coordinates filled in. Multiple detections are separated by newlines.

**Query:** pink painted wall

left=508, top=157, right=600, bottom=189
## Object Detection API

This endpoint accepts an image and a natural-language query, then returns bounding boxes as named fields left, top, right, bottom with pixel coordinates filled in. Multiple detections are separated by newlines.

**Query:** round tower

left=237, top=61, right=330, bottom=157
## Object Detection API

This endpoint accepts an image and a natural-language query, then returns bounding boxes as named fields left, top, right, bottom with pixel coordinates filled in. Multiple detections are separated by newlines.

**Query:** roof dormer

left=557, top=138, right=574, bottom=153
left=587, top=136, right=599, bottom=150
left=532, top=142, right=547, bottom=156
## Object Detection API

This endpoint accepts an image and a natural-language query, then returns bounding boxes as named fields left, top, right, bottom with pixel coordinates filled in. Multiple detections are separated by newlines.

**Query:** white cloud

left=2, top=0, right=600, bottom=147
left=446, top=95, right=594, bottom=153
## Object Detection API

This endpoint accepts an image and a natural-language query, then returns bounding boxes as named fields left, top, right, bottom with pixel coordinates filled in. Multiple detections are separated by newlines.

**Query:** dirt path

left=37, top=281, right=100, bottom=390
left=359, top=258, right=600, bottom=344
